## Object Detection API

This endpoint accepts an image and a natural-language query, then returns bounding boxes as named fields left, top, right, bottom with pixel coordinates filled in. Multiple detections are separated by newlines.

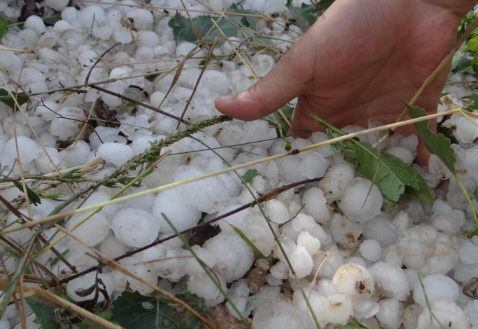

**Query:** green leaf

left=27, top=297, right=61, bottom=329
left=230, top=224, right=271, bottom=264
left=0, top=89, right=28, bottom=110
left=168, top=6, right=256, bottom=43
left=0, top=16, right=7, bottom=40
left=241, top=169, right=259, bottom=184
left=286, top=2, right=318, bottom=30
left=316, top=0, right=335, bottom=12
left=13, top=181, right=41, bottom=206
left=111, top=291, right=206, bottom=329
left=78, top=308, right=114, bottom=329
left=50, top=249, right=70, bottom=267
left=340, top=318, right=373, bottom=329
left=474, top=187, right=478, bottom=201
left=465, top=94, right=478, bottom=111
left=314, top=116, right=433, bottom=204
left=407, top=105, right=456, bottom=174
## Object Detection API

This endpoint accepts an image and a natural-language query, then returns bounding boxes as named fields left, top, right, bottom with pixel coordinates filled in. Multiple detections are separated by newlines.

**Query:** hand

left=215, top=0, right=473, bottom=162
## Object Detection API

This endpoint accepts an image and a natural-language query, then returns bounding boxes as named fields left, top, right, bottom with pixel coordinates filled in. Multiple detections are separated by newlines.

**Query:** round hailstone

left=412, top=274, right=459, bottom=308
left=363, top=215, right=398, bottom=247
left=214, top=205, right=253, bottom=233
left=78, top=6, right=105, bottom=27
left=376, top=299, right=403, bottom=329
left=0, top=51, right=22, bottom=74
left=126, top=9, right=154, bottom=30
left=2, top=136, right=41, bottom=169
left=67, top=272, right=115, bottom=302
left=253, top=301, right=313, bottom=329
left=99, top=234, right=128, bottom=259
left=460, top=240, right=478, bottom=265
left=416, top=299, right=471, bottom=329
left=111, top=208, right=160, bottom=247
left=330, top=214, right=363, bottom=250
left=49, top=107, right=86, bottom=140
left=24, top=15, right=46, bottom=34
left=175, top=165, right=229, bottom=213
left=45, top=0, right=69, bottom=11
left=298, top=151, right=329, bottom=179
left=319, top=162, right=355, bottom=202
left=66, top=213, right=109, bottom=246
left=339, top=178, right=383, bottom=223
left=368, top=262, right=409, bottom=301
left=317, top=294, right=353, bottom=325
left=265, top=199, right=290, bottom=224
left=332, top=263, right=374, bottom=299
left=354, top=299, right=380, bottom=319
left=359, top=239, right=382, bottom=262
left=204, top=233, right=254, bottom=283
left=302, top=187, right=330, bottom=224
left=464, top=300, right=478, bottom=327
left=151, top=189, right=201, bottom=234
left=60, top=141, right=91, bottom=167
left=202, top=70, right=230, bottom=95
left=97, top=143, right=134, bottom=166
left=387, top=146, right=414, bottom=165
left=297, top=231, right=321, bottom=257
left=184, top=246, right=217, bottom=276
left=289, top=246, right=313, bottom=278
left=187, top=273, right=226, bottom=307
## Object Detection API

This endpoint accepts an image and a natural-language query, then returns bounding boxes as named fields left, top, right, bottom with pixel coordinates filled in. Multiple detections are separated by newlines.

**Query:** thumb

left=215, top=49, right=310, bottom=121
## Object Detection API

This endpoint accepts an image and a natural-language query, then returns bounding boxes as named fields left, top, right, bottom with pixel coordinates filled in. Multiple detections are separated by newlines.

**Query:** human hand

left=215, top=0, right=474, bottom=160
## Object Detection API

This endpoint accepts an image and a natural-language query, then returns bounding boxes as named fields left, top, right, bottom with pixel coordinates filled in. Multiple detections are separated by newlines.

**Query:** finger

left=215, top=46, right=312, bottom=121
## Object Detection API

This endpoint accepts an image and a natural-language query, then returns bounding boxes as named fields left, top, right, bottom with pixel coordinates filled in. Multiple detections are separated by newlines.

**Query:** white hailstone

left=454, top=263, right=478, bottom=283
left=313, top=247, right=345, bottom=279
left=38, top=48, right=69, bottom=65
left=376, top=299, right=403, bottom=329
left=432, top=198, right=453, bottom=215
left=0, top=51, right=22, bottom=74
left=153, top=247, right=188, bottom=281
left=114, top=27, right=133, bottom=44
left=298, top=151, right=329, bottom=179
left=36, top=147, right=65, bottom=173
left=151, top=189, right=201, bottom=234
left=330, top=214, right=363, bottom=250
left=150, top=91, right=167, bottom=108
left=297, top=231, right=321, bottom=256
left=24, top=16, right=46, bottom=35
left=460, top=241, right=478, bottom=264
left=413, top=274, right=459, bottom=308
left=289, top=214, right=331, bottom=244
left=35, top=101, right=58, bottom=121
left=253, top=54, right=275, bottom=77
left=302, top=187, right=330, bottom=224
left=465, top=300, right=478, bottom=327
left=354, top=299, right=380, bottom=319
left=332, top=263, right=374, bottom=299
left=431, top=209, right=466, bottom=235
left=184, top=246, right=217, bottom=276
left=175, top=165, right=229, bottom=213
left=97, top=143, right=134, bottom=166
left=344, top=257, right=368, bottom=269
left=2, top=136, right=41, bottom=168
left=78, top=49, right=97, bottom=66
left=339, top=178, right=383, bottom=223
left=45, top=0, right=69, bottom=11
left=49, top=106, right=86, bottom=140
left=67, top=272, right=115, bottom=302
left=387, top=146, right=414, bottom=165
left=265, top=199, right=290, bottom=224
left=317, top=294, right=353, bottom=325
left=135, top=46, right=154, bottom=61
left=137, top=31, right=160, bottom=47
left=99, top=234, right=128, bottom=259
left=368, top=262, right=409, bottom=300
left=126, top=9, right=154, bottom=30
left=204, top=234, right=254, bottom=282
left=289, top=246, right=313, bottom=278
left=202, top=70, right=230, bottom=95
left=78, top=6, right=105, bottom=27
left=253, top=301, right=314, bottom=329
left=213, top=206, right=252, bottom=233
left=176, top=42, right=198, bottom=57
left=53, top=20, right=73, bottom=33
left=443, top=114, right=478, bottom=143
left=66, top=213, right=109, bottom=246
left=319, top=162, right=355, bottom=202
left=270, top=261, right=289, bottom=280
left=417, top=299, right=471, bottom=329
left=292, top=290, right=328, bottom=328
left=403, top=304, right=422, bottom=329
left=111, top=208, right=160, bottom=247
left=81, top=191, right=118, bottom=219
left=187, top=273, right=226, bottom=307
left=359, top=239, right=382, bottom=262
left=60, top=141, right=90, bottom=167
left=363, top=215, right=398, bottom=246
left=242, top=222, right=275, bottom=257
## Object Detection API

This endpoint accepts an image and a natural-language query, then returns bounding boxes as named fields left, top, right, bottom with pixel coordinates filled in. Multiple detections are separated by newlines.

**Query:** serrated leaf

left=286, top=2, right=318, bottom=30
left=241, top=169, right=259, bottom=184
left=0, top=16, right=7, bottom=40
left=314, top=116, right=433, bottom=203
left=0, top=89, right=28, bottom=110
left=168, top=6, right=256, bottom=44
left=13, top=181, right=41, bottom=205
left=111, top=291, right=206, bottom=329
left=230, top=224, right=270, bottom=264
left=27, top=297, right=61, bottom=329
left=407, top=105, right=456, bottom=174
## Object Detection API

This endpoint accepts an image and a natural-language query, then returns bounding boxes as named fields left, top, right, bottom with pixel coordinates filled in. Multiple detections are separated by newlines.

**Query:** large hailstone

left=416, top=299, right=471, bottom=329
left=1, top=136, right=41, bottom=169
left=49, top=106, right=86, bottom=140
left=111, top=208, right=160, bottom=247
left=204, top=233, right=254, bottom=283
left=332, top=263, right=374, bottom=299
left=368, top=262, right=409, bottom=301
left=253, top=301, right=314, bottom=329
left=339, top=177, right=383, bottom=223
left=412, top=274, right=459, bottom=308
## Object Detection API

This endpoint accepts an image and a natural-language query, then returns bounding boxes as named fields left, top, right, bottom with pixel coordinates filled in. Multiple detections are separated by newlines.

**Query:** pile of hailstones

left=1, top=0, right=478, bottom=328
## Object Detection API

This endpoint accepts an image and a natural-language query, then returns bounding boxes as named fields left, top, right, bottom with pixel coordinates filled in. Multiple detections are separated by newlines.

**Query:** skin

left=215, top=0, right=478, bottom=163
